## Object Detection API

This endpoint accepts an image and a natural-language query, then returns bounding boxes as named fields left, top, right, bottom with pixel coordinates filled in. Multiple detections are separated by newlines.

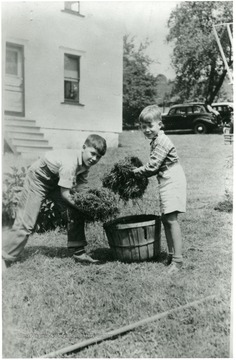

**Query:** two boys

left=2, top=134, right=107, bottom=269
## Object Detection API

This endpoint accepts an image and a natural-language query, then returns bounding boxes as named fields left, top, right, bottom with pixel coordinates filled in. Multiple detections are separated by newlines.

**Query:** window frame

left=60, top=46, right=86, bottom=107
left=62, top=1, right=85, bottom=17
left=5, top=42, right=25, bottom=117
left=63, top=53, right=81, bottom=104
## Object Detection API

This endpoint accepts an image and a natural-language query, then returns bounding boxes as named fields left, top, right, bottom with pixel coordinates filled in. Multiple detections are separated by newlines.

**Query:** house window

left=64, top=1, right=80, bottom=14
left=6, top=49, right=18, bottom=75
left=64, top=54, right=80, bottom=103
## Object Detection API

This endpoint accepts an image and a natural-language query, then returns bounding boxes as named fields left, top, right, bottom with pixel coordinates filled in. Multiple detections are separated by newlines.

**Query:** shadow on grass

left=16, top=246, right=168, bottom=265
left=93, top=248, right=167, bottom=264
left=16, top=246, right=114, bottom=263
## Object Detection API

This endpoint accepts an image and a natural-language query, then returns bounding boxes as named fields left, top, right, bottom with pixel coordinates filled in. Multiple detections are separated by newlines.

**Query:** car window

left=193, top=105, right=205, bottom=113
left=175, top=108, right=186, bottom=115
left=186, top=107, right=192, bottom=114
left=169, top=108, right=176, bottom=115
left=222, top=106, right=228, bottom=112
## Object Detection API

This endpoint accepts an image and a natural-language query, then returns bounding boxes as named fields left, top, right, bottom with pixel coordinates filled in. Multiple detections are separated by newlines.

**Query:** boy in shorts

left=133, top=105, right=187, bottom=274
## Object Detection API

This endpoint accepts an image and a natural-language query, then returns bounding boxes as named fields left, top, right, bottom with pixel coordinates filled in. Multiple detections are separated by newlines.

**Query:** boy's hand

left=132, top=169, right=143, bottom=178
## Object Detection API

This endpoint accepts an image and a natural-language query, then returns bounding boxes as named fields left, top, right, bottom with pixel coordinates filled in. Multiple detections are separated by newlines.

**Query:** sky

left=85, top=1, right=180, bottom=79
left=121, top=1, right=179, bottom=79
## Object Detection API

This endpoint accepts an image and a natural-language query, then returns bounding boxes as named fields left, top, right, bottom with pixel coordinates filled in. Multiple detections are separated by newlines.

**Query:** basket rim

left=103, top=214, right=160, bottom=230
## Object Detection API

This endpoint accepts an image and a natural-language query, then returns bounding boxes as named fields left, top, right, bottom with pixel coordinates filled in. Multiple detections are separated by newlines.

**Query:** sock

left=172, top=255, right=183, bottom=263
left=69, top=247, right=85, bottom=256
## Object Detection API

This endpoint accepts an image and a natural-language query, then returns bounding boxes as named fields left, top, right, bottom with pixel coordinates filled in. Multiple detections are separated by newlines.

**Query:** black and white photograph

left=1, top=0, right=234, bottom=358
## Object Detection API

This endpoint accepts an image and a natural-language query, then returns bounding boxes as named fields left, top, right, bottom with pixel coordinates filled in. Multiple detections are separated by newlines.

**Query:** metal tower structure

left=213, top=22, right=233, bottom=84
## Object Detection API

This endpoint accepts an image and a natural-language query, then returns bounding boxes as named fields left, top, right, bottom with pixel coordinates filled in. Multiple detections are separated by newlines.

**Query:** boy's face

left=82, top=145, right=102, bottom=167
left=140, top=120, right=162, bottom=139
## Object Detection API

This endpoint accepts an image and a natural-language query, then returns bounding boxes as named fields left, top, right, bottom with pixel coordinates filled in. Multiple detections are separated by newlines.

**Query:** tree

left=155, top=75, right=174, bottom=108
left=166, top=1, right=233, bottom=103
left=123, top=35, right=158, bottom=128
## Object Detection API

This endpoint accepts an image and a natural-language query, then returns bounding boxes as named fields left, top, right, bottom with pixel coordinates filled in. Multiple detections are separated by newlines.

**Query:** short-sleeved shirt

left=135, top=131, right=179, bottom=177
left=44, top=149, right=89, bottom=189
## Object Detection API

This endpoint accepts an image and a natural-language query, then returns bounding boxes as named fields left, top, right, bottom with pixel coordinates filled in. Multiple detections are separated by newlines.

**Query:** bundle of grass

left=102, top=156, right=149, bottom=202
left=214, top=190, right=233, bottom=213
left=71, top=187, right=120, bottom=223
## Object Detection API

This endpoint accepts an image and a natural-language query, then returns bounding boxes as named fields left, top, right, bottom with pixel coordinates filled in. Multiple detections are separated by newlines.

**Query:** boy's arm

left=73, top=170, right=89, bottom=192
left=60, top=187, right=81, bottom=210
left=60, top=187, right=93, bottom=220
left=133, top=144, right=169, bottom=177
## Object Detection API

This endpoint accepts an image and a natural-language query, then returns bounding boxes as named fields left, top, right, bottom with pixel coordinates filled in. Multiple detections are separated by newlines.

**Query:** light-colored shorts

left=157, top=163, right=186, bottom=215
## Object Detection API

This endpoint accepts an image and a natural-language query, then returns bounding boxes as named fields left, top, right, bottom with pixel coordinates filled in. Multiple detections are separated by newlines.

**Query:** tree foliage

left=167, top=1, right=233, bottom=103
left=123, top=35, right=158, bottom=128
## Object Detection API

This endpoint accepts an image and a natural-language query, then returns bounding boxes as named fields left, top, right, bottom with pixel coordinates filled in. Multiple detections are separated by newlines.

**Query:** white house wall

left=2, top=1, right=123, bottom=149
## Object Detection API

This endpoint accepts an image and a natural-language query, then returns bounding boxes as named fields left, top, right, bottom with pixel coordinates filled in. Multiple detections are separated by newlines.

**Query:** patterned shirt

left=44, top=149, right=89, bottom=189
left=135, top=130, right=179, bottom=177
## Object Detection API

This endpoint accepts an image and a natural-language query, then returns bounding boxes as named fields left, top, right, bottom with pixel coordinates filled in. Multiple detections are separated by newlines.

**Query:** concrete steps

left=16, top=144, right=53, bottom=153
left=5, top=125, right=41, bottom=133
left=11, top=138, right=51, bottom=147
left=6, top=118, right=37, bottom=127
left=4, top=117, right=53, bottom=157
left=5, top=132, right=45, bottom=140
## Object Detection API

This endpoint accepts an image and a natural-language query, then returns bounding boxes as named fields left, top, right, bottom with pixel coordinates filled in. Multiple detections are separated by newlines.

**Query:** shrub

left=2, top=166, right=27, bottom=226
left=102, top=156, right=149, bottom=202
left=2, top=166, right=67, bottom=232
left=34, top=199, right=67, bottom=233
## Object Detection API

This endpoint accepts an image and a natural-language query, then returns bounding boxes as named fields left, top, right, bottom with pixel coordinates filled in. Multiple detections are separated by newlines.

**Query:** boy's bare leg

left=162, top=218, right=174, bottom=256
left=162, top=212, right=183, bottom=265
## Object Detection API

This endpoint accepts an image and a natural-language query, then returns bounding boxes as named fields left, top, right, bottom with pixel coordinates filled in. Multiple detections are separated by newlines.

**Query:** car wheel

left=194, top=122, right=208, bottom=134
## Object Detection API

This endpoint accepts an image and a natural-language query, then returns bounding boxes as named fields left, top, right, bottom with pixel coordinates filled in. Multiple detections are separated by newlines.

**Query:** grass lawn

left=2, top=131, right=233, bottom=358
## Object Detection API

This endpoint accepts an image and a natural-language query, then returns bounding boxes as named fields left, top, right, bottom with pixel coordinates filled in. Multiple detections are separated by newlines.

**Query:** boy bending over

left=2, top=134, right=107, bottom=269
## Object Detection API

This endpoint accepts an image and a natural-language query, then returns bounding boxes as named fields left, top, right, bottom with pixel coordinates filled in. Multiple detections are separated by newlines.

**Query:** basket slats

left=104, top=215, right=161, bottom=262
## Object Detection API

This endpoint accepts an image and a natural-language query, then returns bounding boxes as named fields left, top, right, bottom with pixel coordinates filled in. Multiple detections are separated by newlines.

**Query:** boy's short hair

left=84, top=134, right=107, bottom=156
left=139, top=105, right=162, bottom=124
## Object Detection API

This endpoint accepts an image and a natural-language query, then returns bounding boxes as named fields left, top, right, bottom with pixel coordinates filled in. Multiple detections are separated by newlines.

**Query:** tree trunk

left=207, top=69, right=227, bottom=104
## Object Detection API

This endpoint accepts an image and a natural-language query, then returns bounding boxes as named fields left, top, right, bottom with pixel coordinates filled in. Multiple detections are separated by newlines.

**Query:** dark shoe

left=167, top=261, right=183, bottom=274
left=165, top=254, right=173, bottom=266
left=73, top=253, right=100, bottom=264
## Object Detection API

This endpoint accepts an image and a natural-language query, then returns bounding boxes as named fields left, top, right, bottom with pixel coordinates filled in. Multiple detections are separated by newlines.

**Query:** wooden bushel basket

left=103, top=214, right=161, bottom=262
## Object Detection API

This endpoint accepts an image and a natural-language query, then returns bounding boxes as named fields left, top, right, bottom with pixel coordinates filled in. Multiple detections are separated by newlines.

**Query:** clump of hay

left=102, top=156, right=149, bottom=202
left=214, top=190, right=233, bottom=213
left=71, top=188, right=120, bottom=222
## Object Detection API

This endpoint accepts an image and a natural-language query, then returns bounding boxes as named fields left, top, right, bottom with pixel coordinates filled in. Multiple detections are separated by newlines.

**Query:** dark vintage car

left=211, top=102, right=233, bottom=124
left=162, top=103, right=222, bottom=134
